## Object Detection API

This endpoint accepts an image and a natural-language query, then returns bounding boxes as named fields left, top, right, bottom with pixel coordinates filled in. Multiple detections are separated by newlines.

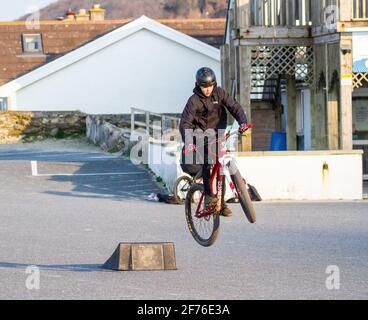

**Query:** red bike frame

left=194, top=125, right=252, bottom=219
left=195, top=161, right=222, bottom=219
left=195, top=134, right=246, bottom=218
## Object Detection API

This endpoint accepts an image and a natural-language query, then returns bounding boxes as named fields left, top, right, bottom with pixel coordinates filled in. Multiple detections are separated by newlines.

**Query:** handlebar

left=224, top=123, right=253, bottom=141
left=183, top=123, right=253, bottom=153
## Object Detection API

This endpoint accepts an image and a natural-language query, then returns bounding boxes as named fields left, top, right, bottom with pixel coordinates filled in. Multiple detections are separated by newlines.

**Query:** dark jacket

left=179, top=85, right=248, bottom=143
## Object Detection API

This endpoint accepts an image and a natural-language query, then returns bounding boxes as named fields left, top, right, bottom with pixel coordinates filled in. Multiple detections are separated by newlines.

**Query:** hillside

left=18, top=0, right=228, bottom=20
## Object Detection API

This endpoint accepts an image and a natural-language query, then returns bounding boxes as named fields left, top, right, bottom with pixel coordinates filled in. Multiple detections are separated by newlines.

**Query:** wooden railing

left=352, top=0, right=368, bottom=20
left=237, top=0, right=312, bottom=27
left=130, top=107, right=180, bottom=137
left=312, top=0, right=338, bottom=26
left=235, top=0, right=368, bottom=28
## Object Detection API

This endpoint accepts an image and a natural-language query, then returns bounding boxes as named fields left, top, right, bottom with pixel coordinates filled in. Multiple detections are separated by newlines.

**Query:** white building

left=0, top=16, right=221, bottom=114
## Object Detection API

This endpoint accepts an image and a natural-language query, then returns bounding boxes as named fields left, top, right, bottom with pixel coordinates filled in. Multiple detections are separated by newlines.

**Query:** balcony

left=250, top=0, right=312, bottom=27
left=352, top=0, right=368, bottom=20
left=233, top=1, right=368, bottom=30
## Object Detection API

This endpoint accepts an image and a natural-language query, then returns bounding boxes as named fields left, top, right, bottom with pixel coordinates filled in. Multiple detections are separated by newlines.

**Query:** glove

left=238, top=123, right=252, bottom=134
left=183, top=143, right=197, bottom=155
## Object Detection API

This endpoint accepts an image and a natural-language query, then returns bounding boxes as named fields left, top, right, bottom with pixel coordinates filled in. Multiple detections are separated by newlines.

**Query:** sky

left=0, top=0, right=57, bottom=21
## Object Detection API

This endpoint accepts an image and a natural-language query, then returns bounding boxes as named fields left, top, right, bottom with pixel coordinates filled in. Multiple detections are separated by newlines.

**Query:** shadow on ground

left=0, top=262, right=111, bottom=273
left=43, top=158, right=166, bottom=201
left=0, top=146, right=167, bottom=201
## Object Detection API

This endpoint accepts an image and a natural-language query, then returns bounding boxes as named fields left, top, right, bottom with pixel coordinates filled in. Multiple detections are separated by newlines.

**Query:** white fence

left=130, top=107, right=180, bottom=138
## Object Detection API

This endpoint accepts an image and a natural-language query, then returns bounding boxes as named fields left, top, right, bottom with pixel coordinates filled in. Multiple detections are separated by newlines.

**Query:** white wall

left=148, top=141, right=182, bottom=193
left=235, top=152, right=363, bottom=200
left=11, top=29, right=220, bottom=114
left=148, top=145, right=363, bottom=200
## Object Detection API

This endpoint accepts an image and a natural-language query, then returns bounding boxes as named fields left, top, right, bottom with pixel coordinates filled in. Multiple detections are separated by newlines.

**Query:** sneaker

left=220, top=204, right=233, bottom=217
left=204, top=195, right=217, bottom=211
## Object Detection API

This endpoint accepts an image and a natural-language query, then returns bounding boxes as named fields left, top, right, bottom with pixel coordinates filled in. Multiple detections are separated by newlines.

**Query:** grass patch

left=107, top=146, right=121, bottom=153
left=55, top=129, right=65, bottom=139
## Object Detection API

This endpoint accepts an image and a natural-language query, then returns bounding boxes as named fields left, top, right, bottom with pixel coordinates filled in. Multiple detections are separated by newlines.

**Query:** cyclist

left=179, top=67, right=249, bottom=217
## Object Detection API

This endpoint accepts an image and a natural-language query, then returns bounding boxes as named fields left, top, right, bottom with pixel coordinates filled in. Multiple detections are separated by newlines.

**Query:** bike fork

left=223, top=165, right=247, bottom=197
left=216, top=176, right=223, bottom=213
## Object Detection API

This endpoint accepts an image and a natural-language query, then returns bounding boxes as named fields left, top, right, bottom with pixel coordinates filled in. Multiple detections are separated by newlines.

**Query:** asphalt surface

left=0, top=143, right=367, bottom=300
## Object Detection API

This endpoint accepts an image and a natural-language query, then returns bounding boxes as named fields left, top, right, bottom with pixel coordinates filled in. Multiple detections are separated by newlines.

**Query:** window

left=0, top=98, right=8, bottom=111
left=22, top=34, right=43, bottom=54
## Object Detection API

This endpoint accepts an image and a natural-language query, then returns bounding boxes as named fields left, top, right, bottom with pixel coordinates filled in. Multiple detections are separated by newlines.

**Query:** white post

left=146, top=111, right=150, bottom=135
left=131, top=108, right=135, bottom=133
left=31, top=161, right=38, bottom=176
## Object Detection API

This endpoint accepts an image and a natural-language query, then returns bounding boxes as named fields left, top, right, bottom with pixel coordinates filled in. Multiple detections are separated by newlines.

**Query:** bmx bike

left=184, top=124, right=256, bottom=247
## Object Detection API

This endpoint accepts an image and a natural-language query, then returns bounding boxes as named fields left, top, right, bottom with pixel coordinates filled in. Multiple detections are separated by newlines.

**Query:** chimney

left=89, top=4, right=106, bottom=21
left=75, top=8, right=89, bottom=21
left=65, top=8, right=75, bottom=21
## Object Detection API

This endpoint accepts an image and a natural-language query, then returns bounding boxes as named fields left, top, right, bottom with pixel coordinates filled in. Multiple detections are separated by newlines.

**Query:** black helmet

left=196, top=67, right=216, bottom=88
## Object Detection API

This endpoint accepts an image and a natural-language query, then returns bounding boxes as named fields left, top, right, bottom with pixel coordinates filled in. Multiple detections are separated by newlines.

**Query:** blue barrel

left=270, top=131, right=287, bottom=151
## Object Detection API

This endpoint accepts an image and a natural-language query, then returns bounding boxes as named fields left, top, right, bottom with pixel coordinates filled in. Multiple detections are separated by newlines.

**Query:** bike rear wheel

left=185, top=184, right=220, bottom=247
left=173, top=175, right=193, bottom=204
left=231, top=170, right=257, bottom=223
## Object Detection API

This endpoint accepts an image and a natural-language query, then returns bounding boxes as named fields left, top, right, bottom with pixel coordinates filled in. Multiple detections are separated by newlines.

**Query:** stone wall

left=0, top=111, right=86, bottom=142
left=86, top=115, right=132, bottom=152
left=91, top=114, right=131, bottom=128
left=0, top=108, right=277, bottom=151
left=0, top=111, right=135, bottom=143
left=0, top=111, right=33, bottom=142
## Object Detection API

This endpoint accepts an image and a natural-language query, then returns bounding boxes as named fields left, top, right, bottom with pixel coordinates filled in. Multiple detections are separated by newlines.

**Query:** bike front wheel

left=185, top=184, right=220, bottom=247
left=231, top=170, right=257, bottom=223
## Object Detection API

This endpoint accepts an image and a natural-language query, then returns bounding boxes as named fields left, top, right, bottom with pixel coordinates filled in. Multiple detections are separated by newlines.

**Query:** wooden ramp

left=103, top=242, right=177, bottom=271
